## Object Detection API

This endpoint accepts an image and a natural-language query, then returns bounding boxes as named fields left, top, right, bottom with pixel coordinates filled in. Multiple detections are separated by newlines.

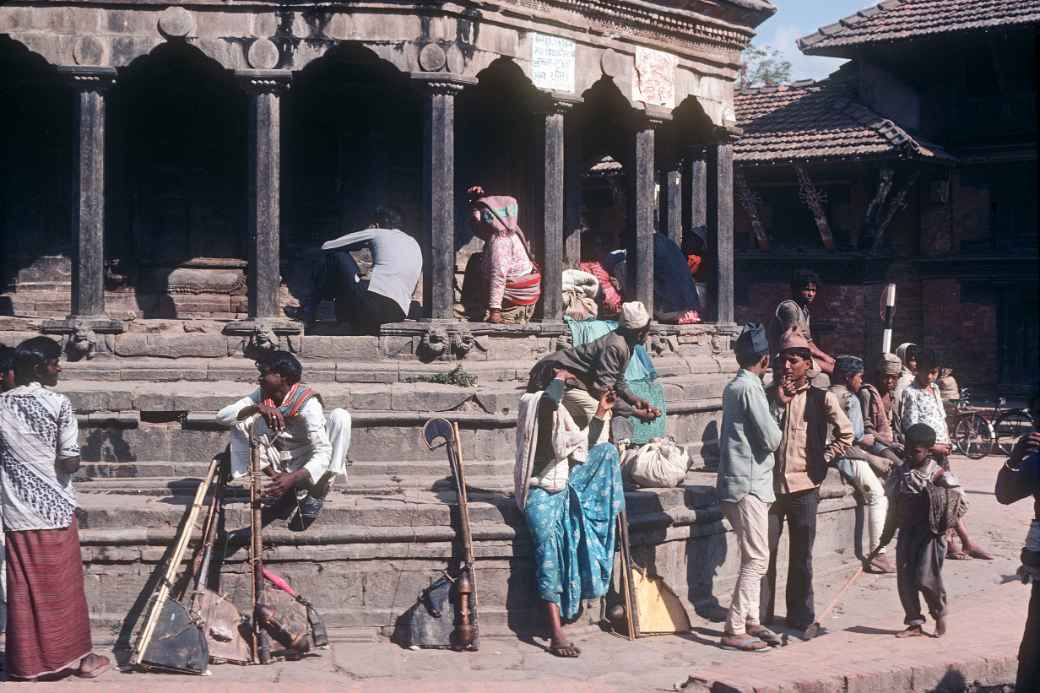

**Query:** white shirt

left=321, top=228, right=422, bottom=315
left=0, top=383, right=81, bottom=531
left=217, top=389, right=332, bottom=485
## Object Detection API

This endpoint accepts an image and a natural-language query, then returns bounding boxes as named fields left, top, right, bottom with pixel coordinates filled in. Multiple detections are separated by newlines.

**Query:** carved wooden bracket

left=864, top=167, right=895, bottom=236
left=871, top=171, right=921, bottom=253
left=734, top=167, right=769, bottom=250
left=794, top=164, right=834, bottom=250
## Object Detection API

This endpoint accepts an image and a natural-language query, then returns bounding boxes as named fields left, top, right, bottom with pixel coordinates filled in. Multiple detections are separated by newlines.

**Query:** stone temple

left=0, top=0, right=862, bottom=647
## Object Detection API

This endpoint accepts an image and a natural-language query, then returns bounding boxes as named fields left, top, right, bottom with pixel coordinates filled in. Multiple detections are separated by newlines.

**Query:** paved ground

left=2, top=455, right=1032, bottom=692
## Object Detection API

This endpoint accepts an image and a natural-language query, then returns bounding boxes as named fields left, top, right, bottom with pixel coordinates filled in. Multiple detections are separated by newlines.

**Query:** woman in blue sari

left=520, top=377, right=625, bottom=657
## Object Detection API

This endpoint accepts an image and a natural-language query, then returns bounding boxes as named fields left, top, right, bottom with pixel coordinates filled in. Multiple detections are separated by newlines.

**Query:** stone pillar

left=627, top=111, right=665, bottom=315
left=65, top=67, right=115, bottom=319
left=40, top=67, right=125, bottom=341
left=414, top=76, right=468, bottom=320
left=660, top=168, right=683, bottom=247
left=707, top=135, right=735, bottom=324
left=683, top=147, right=708, bottom=241
left=563, top=109, right=583, bottom=268
left=536, top=95, right=578, bottom=322
left=239, top=71, right=290, bottom=321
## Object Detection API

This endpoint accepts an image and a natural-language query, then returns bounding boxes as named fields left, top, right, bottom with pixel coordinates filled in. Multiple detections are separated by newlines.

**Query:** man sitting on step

left=216, top=350, right=351, bottom=531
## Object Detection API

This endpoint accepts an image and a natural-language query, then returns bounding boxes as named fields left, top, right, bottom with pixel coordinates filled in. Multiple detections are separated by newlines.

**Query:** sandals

left=720, top=634, right=769, bottom=652
left=76, top=653, right=111, bottom=679
left=746, top=624, right=782, bottom=647
left=895, top=626, right=926, bottom=639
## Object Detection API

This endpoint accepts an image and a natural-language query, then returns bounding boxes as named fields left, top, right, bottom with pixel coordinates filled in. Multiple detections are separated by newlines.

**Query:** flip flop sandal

left=76, top=655, right=111, bottom=679
left=895, top=627, right=925, bottom=639
left=747, top=626, right=782, bottom=646
left=720, top=635, right=769, bottom=652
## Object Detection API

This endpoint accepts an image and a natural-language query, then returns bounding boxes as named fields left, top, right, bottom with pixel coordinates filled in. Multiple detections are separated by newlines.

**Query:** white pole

left=881, top=283, right=896, bottom=354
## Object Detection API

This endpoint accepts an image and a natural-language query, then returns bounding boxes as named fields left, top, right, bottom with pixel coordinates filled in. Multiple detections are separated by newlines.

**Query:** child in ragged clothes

left=900, top=348, right=991, bottom=560
left=869, top=423, right=966, bottom=638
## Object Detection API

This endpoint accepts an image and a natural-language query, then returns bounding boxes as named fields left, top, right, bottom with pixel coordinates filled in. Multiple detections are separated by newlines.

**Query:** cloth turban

left=879, top=353, right=902, bottom=376
left=619, top=301, right=650, bottom=330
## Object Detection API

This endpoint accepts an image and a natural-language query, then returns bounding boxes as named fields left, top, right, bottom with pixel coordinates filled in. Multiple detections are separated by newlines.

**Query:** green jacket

left=716, top=369, right=783, bottom=504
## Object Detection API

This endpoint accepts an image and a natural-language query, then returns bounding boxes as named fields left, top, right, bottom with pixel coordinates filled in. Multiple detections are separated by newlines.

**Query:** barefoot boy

left=871, top=423, right=965, bottom=638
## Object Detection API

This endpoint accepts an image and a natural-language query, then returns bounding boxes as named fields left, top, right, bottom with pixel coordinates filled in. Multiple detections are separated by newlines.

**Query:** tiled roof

left=734, top=67, right=953, bottom=165
left=799, top=0, right=1040, bottom=57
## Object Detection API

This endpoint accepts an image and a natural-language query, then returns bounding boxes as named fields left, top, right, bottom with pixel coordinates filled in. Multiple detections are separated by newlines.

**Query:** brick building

left=732, top=0, right=1038, bottom=394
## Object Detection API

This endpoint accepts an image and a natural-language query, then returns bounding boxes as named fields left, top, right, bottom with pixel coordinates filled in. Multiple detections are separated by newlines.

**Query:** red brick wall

left=958, top=297, right=999, bottom=389
left=735, top=276, right=931, bottom=367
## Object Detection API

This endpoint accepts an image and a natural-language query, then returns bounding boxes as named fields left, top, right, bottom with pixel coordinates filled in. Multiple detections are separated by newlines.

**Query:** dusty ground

left=2, top=454, right=1032, bottom=692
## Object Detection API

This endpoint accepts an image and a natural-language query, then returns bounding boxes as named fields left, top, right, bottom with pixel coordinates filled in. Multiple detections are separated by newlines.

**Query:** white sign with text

left=531, top=33, right=576, bottom=93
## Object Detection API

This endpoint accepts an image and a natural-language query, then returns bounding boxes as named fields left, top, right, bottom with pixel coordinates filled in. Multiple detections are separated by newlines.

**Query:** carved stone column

left=413, top=75, right=470, bottom=320
left=627, top=110, right=666, bottom=315
left=239, top=71, right=290, bottom=322
left=707, top=133, right=735, bottom=324
left=536, top=94, right=579, bottom=322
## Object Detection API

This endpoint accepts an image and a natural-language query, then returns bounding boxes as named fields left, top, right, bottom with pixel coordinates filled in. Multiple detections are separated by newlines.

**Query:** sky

left=752, top=0, right=875, bottom=82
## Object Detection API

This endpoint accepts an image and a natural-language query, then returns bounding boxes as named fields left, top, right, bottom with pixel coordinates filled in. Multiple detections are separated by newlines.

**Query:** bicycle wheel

left=994, top=409, right=1034, bottom=456
left=953, top=413, right=993, bottom=459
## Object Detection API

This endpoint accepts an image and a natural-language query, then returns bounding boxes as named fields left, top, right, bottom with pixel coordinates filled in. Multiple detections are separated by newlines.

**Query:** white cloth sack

left=623, top=437, right=690, bottom=488
left=561, top=269, right=600, bottom=321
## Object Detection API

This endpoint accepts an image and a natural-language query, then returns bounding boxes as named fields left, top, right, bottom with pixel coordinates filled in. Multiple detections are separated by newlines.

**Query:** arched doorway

left=106, top=42, right=248, bottom=320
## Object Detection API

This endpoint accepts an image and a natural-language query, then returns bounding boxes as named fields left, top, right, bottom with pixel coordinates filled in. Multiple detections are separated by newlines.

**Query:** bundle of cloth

left=561, top=269, right=600, bottom=321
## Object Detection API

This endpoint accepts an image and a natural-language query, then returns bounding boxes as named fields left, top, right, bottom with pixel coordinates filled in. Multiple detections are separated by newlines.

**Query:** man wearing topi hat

left=526, top=301, right=660, bottom=425
left=761, top=331, right=853, bottom=640
left=717, top=323, right=784, bottom=651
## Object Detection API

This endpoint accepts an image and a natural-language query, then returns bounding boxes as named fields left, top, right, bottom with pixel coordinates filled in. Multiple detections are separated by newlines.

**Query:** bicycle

left=950, top=388, right=995, bottom=460
left=992, top=402, right=1035, bottom=456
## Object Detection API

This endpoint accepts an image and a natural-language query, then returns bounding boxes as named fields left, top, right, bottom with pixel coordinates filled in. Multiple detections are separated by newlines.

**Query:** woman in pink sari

left=463, top=186, right=542, bottom=323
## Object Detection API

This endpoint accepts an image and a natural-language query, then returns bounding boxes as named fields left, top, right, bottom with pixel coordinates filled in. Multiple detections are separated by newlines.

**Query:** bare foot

left=76, top=653, right=111, bottom=679
left=895, top=625, right=925, bottom=638
left=934, top=616, right=947, bottom=637
left=548, top=637, right=581, bottom=657
left=965, top=545, right=993, bottom=560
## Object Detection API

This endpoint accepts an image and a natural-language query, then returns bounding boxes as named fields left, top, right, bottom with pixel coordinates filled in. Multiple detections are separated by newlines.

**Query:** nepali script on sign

left=531, top=34, right=576, bottom=93
left=633, top=47, right=677, bottom=109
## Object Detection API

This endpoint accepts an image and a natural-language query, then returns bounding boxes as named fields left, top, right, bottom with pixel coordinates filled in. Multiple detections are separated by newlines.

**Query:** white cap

left=618, top=301, right=650, bottom=330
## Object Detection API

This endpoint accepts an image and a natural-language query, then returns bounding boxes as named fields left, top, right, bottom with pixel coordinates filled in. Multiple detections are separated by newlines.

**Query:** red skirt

left=5, top=517, right=92, bottom=679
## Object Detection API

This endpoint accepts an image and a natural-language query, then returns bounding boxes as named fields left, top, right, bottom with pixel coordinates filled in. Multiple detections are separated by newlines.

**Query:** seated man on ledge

left=299, top=206, right=422, bottom=334
left=216, top=350, right=351, bottom=531
left=526, top=300, right=660, bottom=427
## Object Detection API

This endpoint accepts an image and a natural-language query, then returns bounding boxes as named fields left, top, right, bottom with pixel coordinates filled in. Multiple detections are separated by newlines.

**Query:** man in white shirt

left=300, top=207, right=422, bottom=333
left=216, top=351, right=350, bottom=530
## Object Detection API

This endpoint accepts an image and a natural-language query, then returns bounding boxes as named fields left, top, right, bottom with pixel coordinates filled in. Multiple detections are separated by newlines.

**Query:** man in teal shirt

left=716, top=323, right=783, bottom=651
